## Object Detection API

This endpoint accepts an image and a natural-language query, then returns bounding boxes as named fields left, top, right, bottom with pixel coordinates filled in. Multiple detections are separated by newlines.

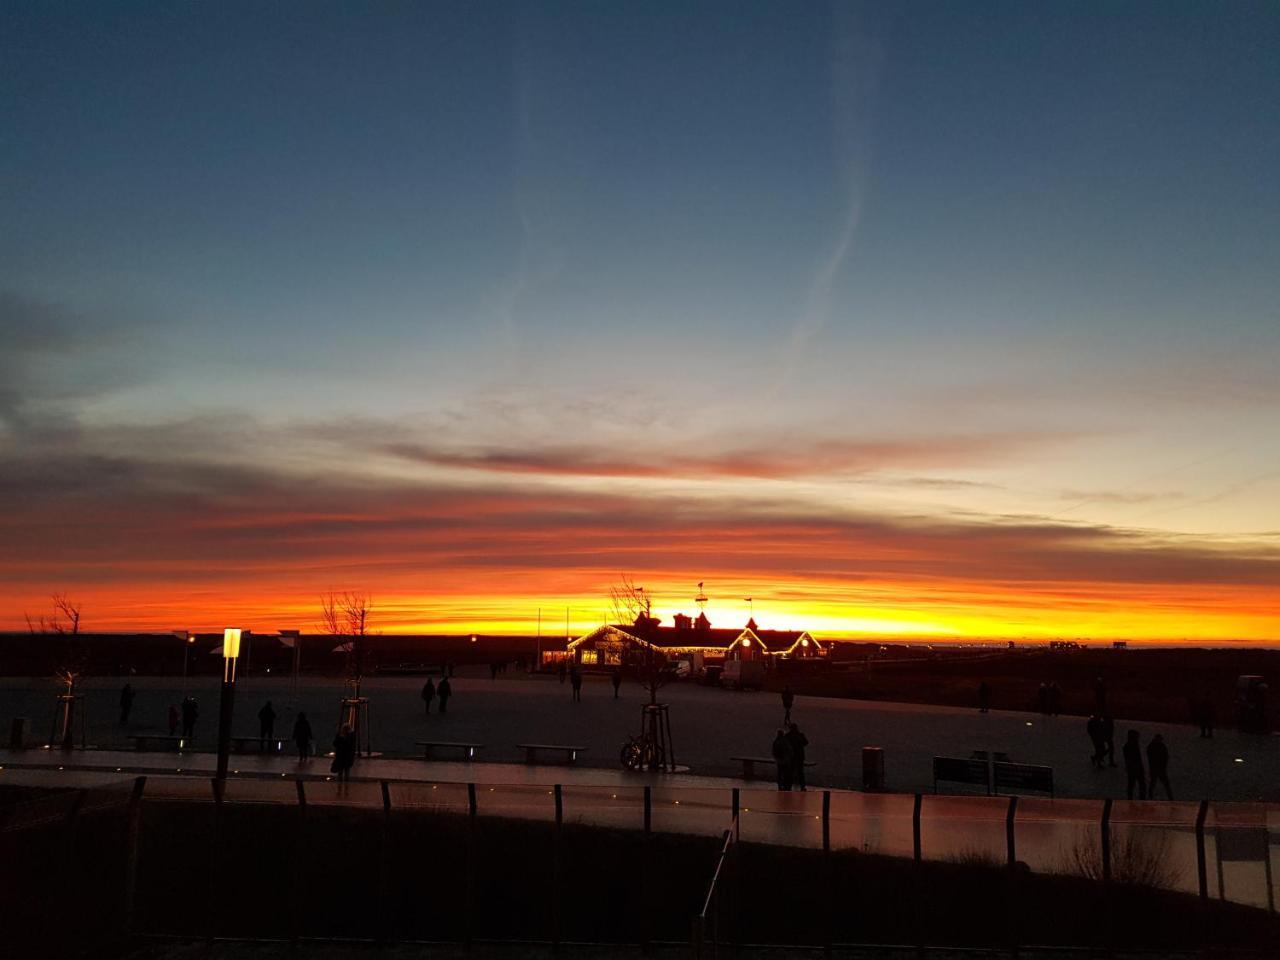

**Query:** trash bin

left=862, top=746, right=884, bottom=790
left=10, top=717, right=26, bottom=750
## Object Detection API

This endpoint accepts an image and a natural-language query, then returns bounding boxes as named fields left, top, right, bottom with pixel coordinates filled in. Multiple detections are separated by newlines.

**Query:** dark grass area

left=785, top=648, right=1278, bottom=728
left=4, top=786, right=1279, bottom=957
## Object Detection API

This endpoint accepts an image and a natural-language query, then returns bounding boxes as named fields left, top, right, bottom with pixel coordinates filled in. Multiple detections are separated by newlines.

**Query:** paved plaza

left=2, top=668, right=1276, bottom=800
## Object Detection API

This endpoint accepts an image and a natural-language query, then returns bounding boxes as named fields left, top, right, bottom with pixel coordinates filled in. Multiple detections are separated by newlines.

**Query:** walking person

left=781, top=686, right=795, bottom=724
left=570, top=666, right=583, bottom=702
left=119, top=683, right=136, bottom=726
left=1100, top=714, right=1117, bottom=767
left=1123, top=729, right=1146, bottom=800
left=771, top=729, right=794, bottom=791
left=331, top=724, right=357, bottom=782
left=977, top=681, right=991, bottom=713
left=181, top=696, right=199, bottom=739
left=258, top=700, right=277, bottom=750
left=437, top=675, right=452, bottom=713
left=292, top=711, right=313, bottom=761
left=421, top=677, right=435, bottom=715
left=1086, top=715, right=1105, bottom=768
left=611, top=668, right=622, bottom=699
left=785, top=722, right=809, bottom=792
left=1147, top=733, right=1173, bottom=799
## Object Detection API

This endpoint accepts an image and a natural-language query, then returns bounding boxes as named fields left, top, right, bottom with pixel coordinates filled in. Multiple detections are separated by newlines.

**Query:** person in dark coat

left=421, top=678, right=436, bottom=715
left=1086, top=715, right=1105, bottom=768
left=258, top=701, right=277, bottom=749
left=119, top=683, right=136, bottom=726
left=611, top=669, right=622, bottom=699
left=570, top=666, right=583, bottom=702
left=180, top=696, right=199, bottom=739
left=558, top=661, right=567, bottom=684
left=977, top=681, right=991, bottom=713
left=1100, top=714, right=1117, bottom=767
left=771, top=729, right=794, bottom=791
left=292, top=712, right=313, bottom=760
left=437, top=675, right=452, bottom=713
left=331, top=724, right=356, bottom=781
left=781, top=686, right=795, bottom=723
left=1147, top=733, right=1172, bottom=799
left=1123, top=730, right=1146, bottom=800
left=785, top=723, right=809, bottom=792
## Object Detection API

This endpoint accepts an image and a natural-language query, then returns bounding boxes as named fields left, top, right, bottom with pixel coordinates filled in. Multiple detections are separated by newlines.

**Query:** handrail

left=699, top=815, right=738, bottom=919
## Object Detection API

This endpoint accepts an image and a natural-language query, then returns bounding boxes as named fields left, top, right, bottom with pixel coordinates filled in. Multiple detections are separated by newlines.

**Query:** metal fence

left=2, top=775, right=1278, bottom=954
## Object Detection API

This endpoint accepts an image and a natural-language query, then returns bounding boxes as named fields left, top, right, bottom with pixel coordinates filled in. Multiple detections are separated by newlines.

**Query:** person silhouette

left=421, top=677, right=435, bottom=715
left=331, top=724, right=356, bottom=782
left=119, top=683, right=136, bottom=726
left=437, top=675, right=452, bottom=713
left=167, top=703, right=180, bottom=736
left=771, top=729, right=794, bottom=791
left=181, top=696, right=199, bottom=739
left=781, top=686, right=795, bottom=723
left=570, top=666, right=583, bottom=702
left=1100, top=715, right=1116, bottom=767
left=292, top=711, right=313, bottom=761
left=1147, top=733, right=1172, bottom=799
left=977, top=681, right=991, bottom=713
left=611, top=668, right=622, bottom=699
left=785, top=723, right=809, bottom=792
left=1123, top=730, right=1146, bottom=800
left=258, top=700, right=277, bottom=750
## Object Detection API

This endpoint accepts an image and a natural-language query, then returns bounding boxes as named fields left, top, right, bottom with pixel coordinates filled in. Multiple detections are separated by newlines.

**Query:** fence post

left=823, top=790, right=832, bottom=956
left=912, top=793, right=922, bottom=862
left=642, top=786, right=652, bottom=955
left=379, top=780, right=392, bottom=943
left=553, top=783, right=563, bottom=950
left=466, top=782, right=477, bottom=950
left=292, top=779, right=307, bottom=944
left=1195, top=799, right=1210, bottom=947
left=731, top=787, right=740, bottom=840
left=1005, top=795, right=1020, bottom=957
left=208, top=777, right=224, bottom=942
left=121, top=776, right=147, bottom=937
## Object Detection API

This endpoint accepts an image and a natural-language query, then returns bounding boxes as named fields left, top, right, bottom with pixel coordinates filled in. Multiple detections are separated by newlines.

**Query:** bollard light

left=223, top=628, right=242, bottom=682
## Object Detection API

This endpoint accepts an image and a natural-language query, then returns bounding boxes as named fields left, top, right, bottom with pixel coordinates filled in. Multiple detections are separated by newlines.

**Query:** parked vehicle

left=722, top=659, right=765, bottom=690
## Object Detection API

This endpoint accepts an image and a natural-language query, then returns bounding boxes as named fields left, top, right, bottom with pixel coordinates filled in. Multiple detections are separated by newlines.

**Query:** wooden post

left=823, top=790, right=832, bottom=956
left=466, top=781, right=477, bottom=949
left=208, top=777, right=224, bottom=942
left=379, top=780, right=392, bottom=944
left=292, top=779, right=307, bottom=944
left=1195, top=799, right=1210, bottom=947
left=553, top=783, right=563, bottom=950
left=1100, top=796, right=1114, bottom=954
left=912, top=793, right=922, bottom=862
left=122, top=777, right=147, bottom=936
left=642, top=786, right=652, bottom=955
left=1006, top=795, right=1019, bottom=956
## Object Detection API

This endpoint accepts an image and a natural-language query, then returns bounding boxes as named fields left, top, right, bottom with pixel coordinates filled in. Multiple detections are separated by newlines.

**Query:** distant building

left=548, top=613, right=825, bottom=668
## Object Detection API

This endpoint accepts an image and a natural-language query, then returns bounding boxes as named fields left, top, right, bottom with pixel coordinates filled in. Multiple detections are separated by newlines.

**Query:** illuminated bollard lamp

left=215, top=628, right=242, bottom=781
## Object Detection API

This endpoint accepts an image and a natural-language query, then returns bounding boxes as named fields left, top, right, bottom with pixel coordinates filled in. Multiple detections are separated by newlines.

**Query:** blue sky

left=2, top=2, right=1278, bottom=635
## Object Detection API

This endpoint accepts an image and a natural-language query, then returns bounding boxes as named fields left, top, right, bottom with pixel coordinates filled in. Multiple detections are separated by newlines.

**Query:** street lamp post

left=180, top=630, right=194, bottom=698
left=215, top=628, right=242, bottom=781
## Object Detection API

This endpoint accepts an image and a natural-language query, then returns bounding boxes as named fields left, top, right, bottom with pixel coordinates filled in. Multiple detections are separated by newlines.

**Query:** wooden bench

left=416, top=740, right=483, bottom=761
left=933, top=756, right=992, bottom=794
left=993, top=761, right=1054, bottom=797
left=229, top=735, right=289, bottom=754
left=516, top=743, right=586, bottom=765
left=128, top=734, right=188, bottom=752
left=730, top=756, right=817, bottom=781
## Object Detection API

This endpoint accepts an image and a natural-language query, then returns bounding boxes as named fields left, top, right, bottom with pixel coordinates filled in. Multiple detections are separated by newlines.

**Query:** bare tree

left=609, top=575, right=673, bottom=706
left=25, top=593, right=83, bottom=635
left=320, top=591, right=374, bottom=694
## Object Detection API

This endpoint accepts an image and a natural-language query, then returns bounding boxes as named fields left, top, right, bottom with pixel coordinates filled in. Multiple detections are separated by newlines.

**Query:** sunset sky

left=3, top=3, right=1278, bottom=641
